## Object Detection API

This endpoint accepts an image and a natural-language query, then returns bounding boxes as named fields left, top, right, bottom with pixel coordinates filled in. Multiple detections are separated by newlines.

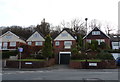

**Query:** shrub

left=96, top=51, right=114, bottom=60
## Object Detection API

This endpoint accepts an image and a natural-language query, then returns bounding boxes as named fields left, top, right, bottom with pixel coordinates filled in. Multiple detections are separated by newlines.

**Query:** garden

left=4, top=35, right=55, bottom=68
left=69, top=36, right=116, bottom=69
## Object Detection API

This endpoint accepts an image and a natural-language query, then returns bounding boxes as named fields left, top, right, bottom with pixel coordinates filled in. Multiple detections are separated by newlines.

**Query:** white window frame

left=64, top=41, right=72, bottom=49
left=10, top=42, right=16, bottom=47
left=92, top=31, right=100, bottom=35
left=96, top=39, right=105, bottom=45
left=55, top=41, right=60, bottom=46
left=3, top=42, right=8, bottom=49
left=112, top=42, right=119, bottom=46
left=28, top=42, right=32, bottom=45
left=35, top=42, right=43, bottom=46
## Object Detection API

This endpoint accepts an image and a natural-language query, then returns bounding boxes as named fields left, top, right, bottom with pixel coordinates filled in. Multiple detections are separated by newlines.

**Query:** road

left=2, top=65, right=119, bottom=81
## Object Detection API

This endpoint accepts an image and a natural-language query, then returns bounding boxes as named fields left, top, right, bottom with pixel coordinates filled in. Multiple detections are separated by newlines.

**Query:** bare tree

left=105, top=24, right=115, bottom=35
left=89, top=19, right=102, bottom=30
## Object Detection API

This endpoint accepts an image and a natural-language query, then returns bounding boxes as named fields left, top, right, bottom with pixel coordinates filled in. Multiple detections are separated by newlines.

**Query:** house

left=83, top=27, right=110, bottom=47
left=26, top=31, right=45, bottom=53
left=0, top=31, right=26, bottom=50
left=110, top=34, right=120, bottom=49
left=53, top=28, right=76, bottom=64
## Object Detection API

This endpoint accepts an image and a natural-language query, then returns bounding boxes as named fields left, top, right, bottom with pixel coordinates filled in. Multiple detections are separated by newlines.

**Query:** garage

left=59, top=52, right=71, bottom=64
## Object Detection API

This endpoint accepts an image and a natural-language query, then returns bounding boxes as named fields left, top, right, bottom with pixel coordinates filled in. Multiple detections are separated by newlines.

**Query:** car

left=116, top=57, right=120, bottom=66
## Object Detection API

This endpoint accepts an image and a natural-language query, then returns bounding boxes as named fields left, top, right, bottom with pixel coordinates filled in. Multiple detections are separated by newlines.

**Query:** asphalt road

left=2, top=65, right=119, bottom=80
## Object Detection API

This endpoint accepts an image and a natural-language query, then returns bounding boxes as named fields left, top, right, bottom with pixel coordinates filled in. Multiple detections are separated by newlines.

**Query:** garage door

left=59, top=52, right=71, bottom=64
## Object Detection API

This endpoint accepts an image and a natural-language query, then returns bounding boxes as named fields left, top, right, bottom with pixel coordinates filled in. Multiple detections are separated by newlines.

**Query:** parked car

left=116, top=57, right=120, bottom=66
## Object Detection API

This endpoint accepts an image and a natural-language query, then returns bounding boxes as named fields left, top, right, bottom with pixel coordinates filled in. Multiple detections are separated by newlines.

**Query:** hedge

left=2, top=50, right=19, bottom=59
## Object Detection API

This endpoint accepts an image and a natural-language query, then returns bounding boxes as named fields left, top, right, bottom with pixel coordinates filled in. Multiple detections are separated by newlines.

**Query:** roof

left=54, top=28, right=76, bottom=41
left=83, top=27, right=110, bottom=39
left=0, top=31, right=26, bottom=43
left=110, top=34, right=120, bottom=42
left=26, top=31, right=45, bottom=41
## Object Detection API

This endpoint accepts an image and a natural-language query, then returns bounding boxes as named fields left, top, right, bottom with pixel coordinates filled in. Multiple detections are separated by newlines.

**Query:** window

left=92, top=31, right=100, bottom=35
left=86, top=39, right=91, bottom=43
left=113, top=36, right=117, bottom=38
left=10, top=42, right=16, bottom=47
left=6, top=35, right=12, bottom=39
left=35, top=42, right=43, bottom=46
left=3, top=42, right=8, bottom=49
left=64, top=41, right=72, bottom=49
left=55, top=41, right=60, bottom=46
left=96, top=39, right=105, bottom=45
left=61, top=33, right=68, bottom=37
left=28, top=42, right=32, bottom=45
left=33, top=34, right=38, bottom=38
left=112, top=42, right=119, bottom=46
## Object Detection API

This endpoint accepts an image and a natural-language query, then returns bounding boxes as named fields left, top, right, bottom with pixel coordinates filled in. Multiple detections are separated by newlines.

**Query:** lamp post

left=85, top=18, right=88, bottom=69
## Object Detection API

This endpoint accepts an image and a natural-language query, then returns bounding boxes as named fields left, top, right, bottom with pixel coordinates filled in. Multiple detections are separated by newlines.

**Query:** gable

left=54, top=30, right=75, bottom=41
left=27, top=31, right=45, bottom=41
left=0, top=31, right=26, bottom=43
left=83, top=27, right=110, bottom=39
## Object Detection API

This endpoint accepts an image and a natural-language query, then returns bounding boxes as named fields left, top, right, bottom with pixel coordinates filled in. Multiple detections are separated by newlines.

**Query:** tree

left=105, top=24, right=115, bottom=35
left=42, top=35, right=53, bottom=60
left=35, top=18, right=50, bottom=36
left=76, top=35, right=83, bottom=50
left=90, top=40, right=98, bottom=51
left=89, top=19, right=102, bottom=30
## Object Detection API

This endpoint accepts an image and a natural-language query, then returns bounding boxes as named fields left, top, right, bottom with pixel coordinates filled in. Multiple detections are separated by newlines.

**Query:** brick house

left=110, top=34, right=120, bottom=49
left=26, top=31, right=45, bottom=53
left=0, top=31, right=26, bottom=51
left=83, top=27, right=110, bottom=47
left=53, top=28, right=76, bottom=64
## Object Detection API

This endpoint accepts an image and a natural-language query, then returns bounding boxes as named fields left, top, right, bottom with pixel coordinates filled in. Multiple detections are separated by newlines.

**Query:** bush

left=96, top=51, right=114, bottom=60
left=2, top=50, right=19, bottom=59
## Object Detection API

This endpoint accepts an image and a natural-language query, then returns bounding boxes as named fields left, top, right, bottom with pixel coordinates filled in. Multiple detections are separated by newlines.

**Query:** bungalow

left=0, top=31, right=26, bottom=50
left=26, top=31, right=45, bottom=53
left=53, top=28, right=76, bottom=64
left=110, top=34, right=120, bottom=49
left=83, top=27, right=110, bottom=47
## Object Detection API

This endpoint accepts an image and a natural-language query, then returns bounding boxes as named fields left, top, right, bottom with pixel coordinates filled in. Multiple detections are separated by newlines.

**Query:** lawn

left=71, top=59, right=102, bottom=62
left=16, top=59, right=46, bottom=61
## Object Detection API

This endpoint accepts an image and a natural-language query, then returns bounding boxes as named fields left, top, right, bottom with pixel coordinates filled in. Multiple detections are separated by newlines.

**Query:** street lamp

left=85, top=18, right=88, bottom=69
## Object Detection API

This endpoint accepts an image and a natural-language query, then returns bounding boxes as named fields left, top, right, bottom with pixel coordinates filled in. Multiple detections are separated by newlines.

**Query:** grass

left=71, top=59, right=102, bottom=62
left=16, top=59, right=46, bottom=61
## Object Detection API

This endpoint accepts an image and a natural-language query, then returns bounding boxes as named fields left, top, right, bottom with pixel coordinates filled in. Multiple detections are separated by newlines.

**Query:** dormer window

left=92, top=31, right=100, bottom=35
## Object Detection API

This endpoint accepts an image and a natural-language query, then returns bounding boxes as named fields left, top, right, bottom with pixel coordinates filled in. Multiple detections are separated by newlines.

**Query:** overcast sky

left=0, top=0, right=119, bottom=33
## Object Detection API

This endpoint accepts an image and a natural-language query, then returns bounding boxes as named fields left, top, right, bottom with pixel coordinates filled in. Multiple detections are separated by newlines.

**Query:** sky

left=0, top=0, right=119, bottom=33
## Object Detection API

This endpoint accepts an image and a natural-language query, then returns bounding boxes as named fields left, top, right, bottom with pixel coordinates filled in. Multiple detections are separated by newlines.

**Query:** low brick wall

left=6, top=58, right=55, bottom=68
left=69, top=60, right=117, bottom=69
left=69, top=61, right=83, bottom=69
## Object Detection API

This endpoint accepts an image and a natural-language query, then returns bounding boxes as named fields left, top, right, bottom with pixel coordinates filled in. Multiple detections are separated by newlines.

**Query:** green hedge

left=2, top=50, right=19, bottom=59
